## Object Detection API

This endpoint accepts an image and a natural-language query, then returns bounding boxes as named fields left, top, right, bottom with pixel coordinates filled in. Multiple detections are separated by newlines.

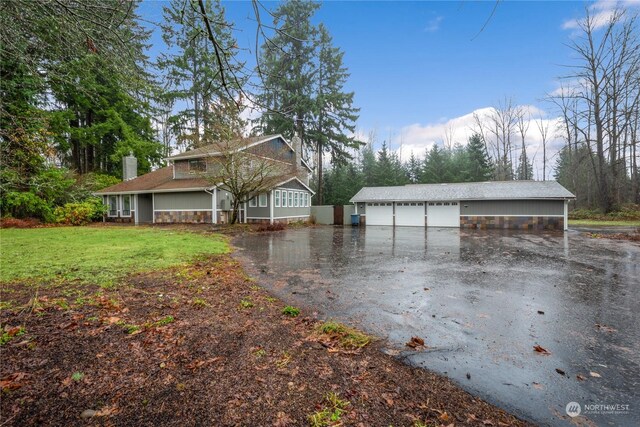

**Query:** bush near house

left=1, top=167, right=119, bottom=225
left=569, top=204, right=640, bottom=221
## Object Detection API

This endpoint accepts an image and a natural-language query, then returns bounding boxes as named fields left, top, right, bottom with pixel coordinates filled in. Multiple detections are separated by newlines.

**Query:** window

left=188, top=159, right=206, bottom=173
left=282, top=190, right=287, bottom=207
left=275, top=190, right=281, bottom=207
left=259, top=193, right=268, bottom=207
left=428, top=202, right=435, bottom=206
left=108, top=195, right=118, bottom=216
left=122, top=195, right=131, bottom=216
left=294, top=192, right=299, bottom=207
left=452, top=202, right=458, bottom=206
left=288, top=191, right=293, bottom=207
left=304, top=193, right=308, bottom=207
left=249, top=197, right=257, bottom=207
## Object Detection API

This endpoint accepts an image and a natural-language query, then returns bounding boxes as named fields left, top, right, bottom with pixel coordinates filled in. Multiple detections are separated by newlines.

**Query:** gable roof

left=350, top=181, right=575, bottom=202
left=166, top=135, right=278, bottom=160
left=95, top=167, right=212, bottom=195
left=166, top=134, right=312, bottom=173
left=274, top=176, right=316, bottom=195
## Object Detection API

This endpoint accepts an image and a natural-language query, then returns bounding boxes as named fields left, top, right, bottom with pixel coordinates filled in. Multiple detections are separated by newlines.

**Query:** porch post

left=269, top=191, right=274, bottom=224
left=212, top=188, right=218, bottom=224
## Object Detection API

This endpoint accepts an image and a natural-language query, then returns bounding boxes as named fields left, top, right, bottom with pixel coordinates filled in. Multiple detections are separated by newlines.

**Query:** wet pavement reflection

left=233, top=226, right=640, bottom=426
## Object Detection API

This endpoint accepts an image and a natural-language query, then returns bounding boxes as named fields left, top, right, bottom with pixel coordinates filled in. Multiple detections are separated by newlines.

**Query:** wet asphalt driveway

left=233, top=226, right=639, bottom=426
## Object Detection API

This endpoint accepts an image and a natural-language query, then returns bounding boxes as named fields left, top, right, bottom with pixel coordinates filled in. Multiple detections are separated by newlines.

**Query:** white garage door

left=427, top=201, right=460, bottom=227
left=366, top=203, right=393, bottom=226
left=395, top=202, right=425, bottom=227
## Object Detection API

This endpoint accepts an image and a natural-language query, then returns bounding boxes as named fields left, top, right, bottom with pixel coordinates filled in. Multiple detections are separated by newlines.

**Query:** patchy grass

left=316, top=321, right=372, bottom=349
left=0, top=325, right=26, bottom=345
left=239, top=298, right=254, bottom=309
left=308, top=392, right=350, bottom=427
left=0, top=226, right=228, bottom=287
left=569, top=219, right=640, bottom=227
left=282, top=305, right=300, bottom=317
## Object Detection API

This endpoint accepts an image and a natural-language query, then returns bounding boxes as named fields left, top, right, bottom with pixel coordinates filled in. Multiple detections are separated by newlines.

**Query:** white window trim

left=288, top=191, right=293, bottom=207
left=274, top=190, right=281, bottom=208
left=121, top=194, right=132, bottom=217
left=188, top=159, right=207, bottom=174
left=249, top=197, right=257, bottom=208
left=282, top=190, right=288, bottom=207
left=258, top=193, right=268, bottom=207
left=294, top=192, right=299, bottom=207
left=108, top=195, right=118, bottom=217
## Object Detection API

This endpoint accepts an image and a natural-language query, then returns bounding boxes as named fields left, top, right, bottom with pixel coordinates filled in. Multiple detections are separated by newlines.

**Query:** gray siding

left=216, top=189, right=234, bottom=210
left=138, top=194, right=153, bottom=223
left=274, top=186, right=310, bottom=217
left=154, top=191, right=212, bottom=210
left=356, top=202, right=366, bottom=215
left=461, top=199, right=564, bottom=216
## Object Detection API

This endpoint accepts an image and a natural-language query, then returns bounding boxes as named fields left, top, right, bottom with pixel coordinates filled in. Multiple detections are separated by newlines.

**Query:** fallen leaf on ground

left=532, top=382, right=544, bottom=390
left=0, top=372, right=27, bottom=391
left=438, top=412, right=450, bottom=422
left=576, top=374, right=586, bottom=381
left=533, top=345, right=551, bottom=355
left=406, top=336, right=425, bottom=348
left=590, top=371, right=601, bottom=378
left=555, top=368, right=566, bottom=376
left=537, top=310, right=545, bottom=315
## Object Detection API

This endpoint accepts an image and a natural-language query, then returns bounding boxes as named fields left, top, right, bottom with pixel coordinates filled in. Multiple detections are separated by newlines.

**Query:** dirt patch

left=1, top=255, right=530, bottom=426
left=587, top=231, right=640, bottom=242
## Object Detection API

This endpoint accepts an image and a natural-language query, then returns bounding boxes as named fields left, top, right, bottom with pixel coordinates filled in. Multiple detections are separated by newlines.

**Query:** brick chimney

left=122, top=152, right=137, bottom=181
left=291, top=135, right=302, bottom=174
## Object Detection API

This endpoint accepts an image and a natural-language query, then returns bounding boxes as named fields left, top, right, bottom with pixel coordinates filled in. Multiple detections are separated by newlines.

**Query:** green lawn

left=569, top=219, right=640, bottom=227
left=1, top=226, right=228, bottom=286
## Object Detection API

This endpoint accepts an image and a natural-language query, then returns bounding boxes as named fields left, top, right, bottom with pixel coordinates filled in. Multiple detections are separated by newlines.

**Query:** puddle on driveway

left=233, top=226, right=640, bottom=427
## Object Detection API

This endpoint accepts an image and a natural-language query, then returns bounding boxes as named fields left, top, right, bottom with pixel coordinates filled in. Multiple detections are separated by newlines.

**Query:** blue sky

left=138, top=0, right=632, bottom=177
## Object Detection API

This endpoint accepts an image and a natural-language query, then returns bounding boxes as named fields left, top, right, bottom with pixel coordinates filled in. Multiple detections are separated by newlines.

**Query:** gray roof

left=166, top=135, right=280, bottom=160
left=350, top=181, right=575, bottom=202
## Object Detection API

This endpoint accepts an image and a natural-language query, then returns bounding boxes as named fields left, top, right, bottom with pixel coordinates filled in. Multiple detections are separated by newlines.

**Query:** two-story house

left=96, top=134, right=314, bottom=224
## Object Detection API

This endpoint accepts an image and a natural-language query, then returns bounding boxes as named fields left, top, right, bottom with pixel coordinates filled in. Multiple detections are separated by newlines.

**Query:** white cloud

left=371, top=105, right=566, bottom=180
left=562, top=0, right=640, bottom=31
left=424, top=16, right=443, bottom=33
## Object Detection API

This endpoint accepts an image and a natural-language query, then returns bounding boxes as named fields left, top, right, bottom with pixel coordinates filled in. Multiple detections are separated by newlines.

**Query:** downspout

left=564, top=199, right=569, bottom=231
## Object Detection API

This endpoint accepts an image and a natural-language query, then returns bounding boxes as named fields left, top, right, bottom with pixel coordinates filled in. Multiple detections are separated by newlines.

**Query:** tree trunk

left=316, top=139, right=323, bottom=205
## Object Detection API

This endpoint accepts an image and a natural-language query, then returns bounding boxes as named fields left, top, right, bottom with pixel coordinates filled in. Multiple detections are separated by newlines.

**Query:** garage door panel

left=366, top=203, right=393, bottom=226
left=396, top=202, right=425, bottom=227
left=427, top=201, right=460, bottom=227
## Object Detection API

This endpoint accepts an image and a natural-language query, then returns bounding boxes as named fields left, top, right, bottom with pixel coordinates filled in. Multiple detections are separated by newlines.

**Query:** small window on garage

left=444, top=202, right=450, bottom=206
left=436, top=202, right=442, bottom=206
left=367, top=203, right=372, bottom=206
left=386, top=203, right=392, bottom=206
left=418, top=203, right=424, bottom=206
left=428, top=202, right=434, bottom=206
left=410, top=202, right=416, bottom=206
left=452, top=202, right=458, bottom=205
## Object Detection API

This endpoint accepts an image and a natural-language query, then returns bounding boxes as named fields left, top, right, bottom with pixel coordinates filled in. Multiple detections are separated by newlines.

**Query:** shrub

left=255, top=222, right=287, bottom=232
left=54, top=198, right=106, bottom=225
left=1, top=191, right=53, bottom=222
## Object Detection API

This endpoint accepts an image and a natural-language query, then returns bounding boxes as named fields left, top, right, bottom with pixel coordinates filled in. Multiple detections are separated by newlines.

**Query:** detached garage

left=350, top=181, right=575, bottom=230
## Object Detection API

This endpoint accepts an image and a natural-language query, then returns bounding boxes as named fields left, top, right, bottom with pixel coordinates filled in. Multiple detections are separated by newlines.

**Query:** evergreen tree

left=374, top=142, right=407, bottom=186
left=311, top=24, right=361, bottom=204
left=159, top=0, right=244, bottom=150
left=420, top=145, right=451, bottom=183
left=405, top=151, right=421, bottom=183
left=322, top=163, right=363, bottom=205
left=465, top=133, right=493, bottom=181
left=360, top=143, right=378, bottom=186
left=516, top=150, right=534, bottom=180
left=255, top=0, right=319, bottom=144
